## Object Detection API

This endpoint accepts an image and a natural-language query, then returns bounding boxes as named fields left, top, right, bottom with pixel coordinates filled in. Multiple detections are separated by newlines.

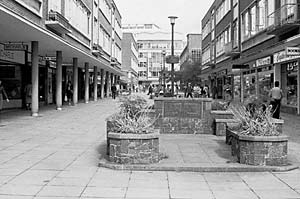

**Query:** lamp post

left=161, top=50, right=166, bottom=95
left=168, top=16, right=177, bottom=97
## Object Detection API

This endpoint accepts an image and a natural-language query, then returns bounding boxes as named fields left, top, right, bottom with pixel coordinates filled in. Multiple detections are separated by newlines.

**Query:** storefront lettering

left=286, top=47, right=300, bottom=56
left=0, top=49, right=14, bottom=60
left=256, top=56, right=271, bottom=67
left=286, top=61, right=298, bottom=72
left=274, top=50, right=300, bottom=63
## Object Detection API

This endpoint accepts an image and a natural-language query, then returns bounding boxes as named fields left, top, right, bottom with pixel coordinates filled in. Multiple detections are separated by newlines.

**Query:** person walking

left=24, top=83, right=32, bottom=110
left=0, top=80, right=9, bottom=124
left=185, top=83, right=193, bottom=98
left=66, top=81, right=73, bottom=105
left=269, top=81, right=283, bottom=119
left=111, top=84, right=117, bottom=99
left=147, top=85, right=153, bottom=95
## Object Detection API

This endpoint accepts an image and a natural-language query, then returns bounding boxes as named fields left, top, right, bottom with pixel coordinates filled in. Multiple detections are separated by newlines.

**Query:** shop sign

left=285, top=61, right=298, bottom=72
left=286, top=47, right=300, bottom=56
left=256, top=56, right=271, bottom=67
left=273, top=50, right=300, bottom=64
left=4, top=43, right=27, bottom=51
left=0, top=44, right=25, bottom=64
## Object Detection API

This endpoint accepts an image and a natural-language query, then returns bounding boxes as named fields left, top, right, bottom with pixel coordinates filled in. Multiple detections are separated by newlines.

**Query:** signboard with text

left=4, top=43, right=27, bottom=51
left=0, top=44, right=25, bottom=64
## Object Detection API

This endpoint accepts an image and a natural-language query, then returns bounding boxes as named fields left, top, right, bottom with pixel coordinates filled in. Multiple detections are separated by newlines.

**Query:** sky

left=114, top=0, right=214, bottom=40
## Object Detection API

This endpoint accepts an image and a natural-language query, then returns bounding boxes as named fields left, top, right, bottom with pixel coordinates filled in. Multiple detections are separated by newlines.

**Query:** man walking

left=111, top=84, right=117, bottom=100
left=269, top=81, right=283, bottom=119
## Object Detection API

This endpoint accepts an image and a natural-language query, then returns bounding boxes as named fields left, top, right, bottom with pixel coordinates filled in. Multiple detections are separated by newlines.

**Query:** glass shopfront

left=282, top=61, right=298, bottom=107
left=233, top=75, right=241, bottom=101
left=243, top=72, right=256, bottom=100
left=258, top=66, right=274, bottom=101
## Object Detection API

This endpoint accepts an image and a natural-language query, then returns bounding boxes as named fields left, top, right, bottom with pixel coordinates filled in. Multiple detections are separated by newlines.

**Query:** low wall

left=108, top=131, right=160, bottom=164
left=154, top=98, right=213, bottom=134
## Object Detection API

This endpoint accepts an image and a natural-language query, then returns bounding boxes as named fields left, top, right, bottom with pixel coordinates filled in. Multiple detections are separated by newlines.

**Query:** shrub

left=229, top=103, right=280, bottom=136
left=211, top=100, right=229, bottom=110
left=107, top=95, right=157, bottom=134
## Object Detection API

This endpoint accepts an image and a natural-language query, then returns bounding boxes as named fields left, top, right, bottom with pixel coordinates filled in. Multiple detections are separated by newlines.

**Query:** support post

left=31, top=41, right=39, bottom=116
left=56, top=51, right=63, bottom=110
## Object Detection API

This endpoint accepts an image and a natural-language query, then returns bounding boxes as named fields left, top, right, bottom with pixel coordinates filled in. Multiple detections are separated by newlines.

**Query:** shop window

left=258, top=71, right=274, bottom=101
left=286, top=70, right=298, bottom=106
left=244, top=74, right=256, bottom=100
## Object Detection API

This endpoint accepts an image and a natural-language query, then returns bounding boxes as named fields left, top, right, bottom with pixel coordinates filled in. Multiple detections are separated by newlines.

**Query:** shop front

left=273, top=48, right=300, bottom=114
left=0, top=43, right=25, bottom=109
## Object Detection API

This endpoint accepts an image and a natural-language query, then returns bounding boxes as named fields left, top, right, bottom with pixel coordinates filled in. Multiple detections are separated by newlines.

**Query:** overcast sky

left=114, top=0, right=214, bottom=39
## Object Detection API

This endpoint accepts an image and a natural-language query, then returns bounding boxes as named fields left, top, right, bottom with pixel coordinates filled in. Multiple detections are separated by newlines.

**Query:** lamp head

left=168, top=16, right=178, bottom=25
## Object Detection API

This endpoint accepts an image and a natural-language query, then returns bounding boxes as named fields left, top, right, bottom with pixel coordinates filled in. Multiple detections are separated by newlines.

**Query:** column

left=255, top=69, right=259, bottom=97
left=73, top=58, right=78, bottom=105
left=105, top=71, right=109, bottom=97
left=274, top=63, right=281, bottom=85
left=56, top=51, right=63, bottom=110
left=84, top=62, right=89, bottom=103
left=114, top=75, right=118, bottom=84
left=93, top=66, right=98, bottom=101
left=31, top=41, right=39, bottom=116
left=297, top=59, right=300, bottom=115
left=100, top=69, right=105, bottom=99
left=240, top=71, right=244, bottom=103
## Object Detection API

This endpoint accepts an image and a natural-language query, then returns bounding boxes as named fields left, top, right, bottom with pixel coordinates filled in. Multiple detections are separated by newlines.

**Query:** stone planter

left=227, top=129, right=288, bottom=166
left=107, top=130, right=160, bottom=164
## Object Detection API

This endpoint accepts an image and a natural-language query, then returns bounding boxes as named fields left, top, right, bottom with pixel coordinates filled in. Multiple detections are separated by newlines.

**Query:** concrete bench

left=215, top=118, right=239, bottom=136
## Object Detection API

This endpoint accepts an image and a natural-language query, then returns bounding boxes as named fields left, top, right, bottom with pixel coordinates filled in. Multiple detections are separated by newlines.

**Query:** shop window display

left=233, top=75, right=241, bottom=101
left=243, top=74, right=256, bottom=100
left=287, top=72, right=297, bottom=106
left=258, top=71, right=273, bottom=102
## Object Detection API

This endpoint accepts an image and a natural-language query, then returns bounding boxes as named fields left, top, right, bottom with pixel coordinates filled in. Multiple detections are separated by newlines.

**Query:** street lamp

left=168, top=16, right=177, bottom=97
left=161, top=50, right=166, bottom=95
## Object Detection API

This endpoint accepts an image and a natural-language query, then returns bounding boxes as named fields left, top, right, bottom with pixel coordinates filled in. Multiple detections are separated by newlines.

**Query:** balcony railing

left=267, top=4, right=300, bottom=35
left=46, top=11, right=71, bottom=34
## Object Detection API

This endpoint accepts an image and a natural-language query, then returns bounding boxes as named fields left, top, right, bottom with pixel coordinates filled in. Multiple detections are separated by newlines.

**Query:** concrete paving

left=0, top=96, right=299, bottom=198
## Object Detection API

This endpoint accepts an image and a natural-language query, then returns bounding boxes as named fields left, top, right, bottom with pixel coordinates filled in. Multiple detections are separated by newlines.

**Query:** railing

left=267, top=4, right=300, bottom=28
left=46, top=11, right=71, bottom=30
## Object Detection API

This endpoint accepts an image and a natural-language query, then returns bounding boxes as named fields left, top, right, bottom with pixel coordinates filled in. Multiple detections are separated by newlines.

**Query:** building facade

left=121, top=32, right=139, bottom=91
left=180, top=34, right=202, bottom=70
left=0, top=0, right=122, bottom=115
left=201, top=0, right=300, bottom=115
left=122, top=24, right=185, bottom=89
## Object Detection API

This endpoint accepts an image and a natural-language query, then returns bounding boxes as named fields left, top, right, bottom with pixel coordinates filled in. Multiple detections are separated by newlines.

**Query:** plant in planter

left=227, top=102, right=287, bottom=166
left=106, top=95, right=160, bottom=164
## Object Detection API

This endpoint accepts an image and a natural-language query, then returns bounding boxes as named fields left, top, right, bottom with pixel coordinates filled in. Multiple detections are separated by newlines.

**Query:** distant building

left=123, top=24, right=185, bottom=87
left=121, top=33, right=139, bottom=91
left=180, top=34, right=202, bottom=71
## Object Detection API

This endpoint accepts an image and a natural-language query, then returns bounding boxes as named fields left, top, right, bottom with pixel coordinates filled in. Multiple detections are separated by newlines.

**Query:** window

left=216, top=0, right=231, bottom=24
left=258, top=0, right=266, bottom=31
left=267, top=0, right=275, bottom=26
left=250, top=5, right=256, bottom=35
left=202, top=47, right=211, bottom=65
left=241, top=11, right=250, bottom=41
left=202, top=21, right=211, bottom=39
left=65, top=0, right=91, bottom=36
left=99, top=0, right=111, bottom=23
left=233, top=21, right=238, bottom=47
left=233, top=3, right=238, bottom=20
left=99, top=27, right=110, bottom=53
left=216, top=27, right=230, bottom=57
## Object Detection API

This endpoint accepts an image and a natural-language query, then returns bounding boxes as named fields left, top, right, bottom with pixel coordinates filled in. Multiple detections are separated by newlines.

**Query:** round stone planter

left=229, top=129, right=289, bottom=166
left=107, top=130, right=160, bottom=164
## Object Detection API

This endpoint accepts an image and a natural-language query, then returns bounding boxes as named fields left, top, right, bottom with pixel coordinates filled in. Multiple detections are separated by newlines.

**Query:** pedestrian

left=24, top=83, right=32, bottom=110
left=0, top=80, right=9, bottom=124
left=185, top=83, right=193, bottom=98
left=175, top=84, right=179, bottom=97
left=269, top=81, right=283, bottom=119
left=111, top=84, right=117, bottom=99
left=66, top=81, right=73, bottom=105
left=147, top=85, right=153, bottom=95
left=204, top=84, right=209, bottom=98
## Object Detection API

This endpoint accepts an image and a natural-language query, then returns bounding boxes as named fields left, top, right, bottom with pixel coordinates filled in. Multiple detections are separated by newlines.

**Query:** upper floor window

left=216, top=0, right=231, bottom=24
left=99, top=0, right=111, bottom=23
left=65, top=0, right=91, bottom=36
left=216, top=26, right=231, bottom=57
left=202, top=21, right=211, bottom=39
left=202, top=46, right=211, bottom=65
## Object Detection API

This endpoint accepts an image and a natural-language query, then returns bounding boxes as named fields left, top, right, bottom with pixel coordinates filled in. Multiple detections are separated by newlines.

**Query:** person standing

left=66, top=81, right=73, bottom=105
left=147, top=85, right=153, bottom=95
left=186, top=83, right=193, bottom=98
left=269, top=81, right=283, bottom=119
left=24, top=83, right=32, bottom=110
left=111, top=84, right=117, bottom=99
left=0, top=80, right=9, bottom=123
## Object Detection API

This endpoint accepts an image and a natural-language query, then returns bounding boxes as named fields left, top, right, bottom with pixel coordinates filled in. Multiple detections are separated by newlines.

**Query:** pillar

left=114, top=75, right=118, bottom=84
left=31, top=41, right=39, bottom=116
left=255, top=68, right=259, bottom=97
left=105, top=71, right=109, bottom=97
left=56, top=51, right=63, bottom=110
left=240, top=71, right=244, bottom=103
left=94, top=66, right=98, bottom=101
left=84, top=62, right=89, bottom=103
left=297, top=59, right=300, bottom=115
left=274, top=64, right=281, bottom=85
left=100, top=69, right=105, bottom=98
left=73, top=58, right=78, bottom=105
